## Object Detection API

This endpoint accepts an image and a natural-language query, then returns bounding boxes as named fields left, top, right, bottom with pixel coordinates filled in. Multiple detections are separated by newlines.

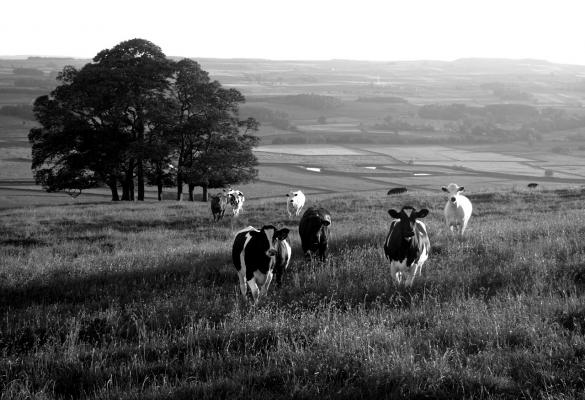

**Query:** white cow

left=442, top=183, right=473, bottom=236
left=285, top=190, right=306, bottom=217
left=225, top=189, right=245, bottom=216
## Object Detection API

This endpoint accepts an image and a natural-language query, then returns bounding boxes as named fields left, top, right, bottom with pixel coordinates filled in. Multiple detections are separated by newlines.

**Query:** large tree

left=170, top=60, right=259, bottom=201
left=29, top=66, right=130, bottom=200
left=29, top=38, right=173, bottom=201
left=92, top=39, right=173, bottom=200
left=29, top=39, right=259, bottom=202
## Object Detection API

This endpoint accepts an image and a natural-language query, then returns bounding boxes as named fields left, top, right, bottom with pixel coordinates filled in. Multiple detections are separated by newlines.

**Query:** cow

left=286, top=190, right=306, bottom=218
left=442, top=182, right=473, bottom=236
left=384, top=206, right=430, bottom=286
left=232, top=225, right=291, bottom=303
left=387, top=187, right=408, bottom=195
left=527, top=183, right=539, bottom=189
left=299, top=207, right=331, bottom=261
left=225, top=189, right=245, bottom=216
left=210, top=193, right=228, bottom=221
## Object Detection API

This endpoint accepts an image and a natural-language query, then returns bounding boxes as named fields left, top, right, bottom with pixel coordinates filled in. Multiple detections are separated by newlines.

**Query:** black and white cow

left=232, top=225, right=291, bottom=303
left=225, top=189, right=245, bottom=216
left=210, top=193, right=228, bottom=221
left=299, top=207, right=331, bottom=261
left=384, top=206, right=430, bottom=286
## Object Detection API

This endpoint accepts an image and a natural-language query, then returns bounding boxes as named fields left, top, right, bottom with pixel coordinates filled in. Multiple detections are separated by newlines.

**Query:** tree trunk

left=122, top=160, right=134, bottom=201
left=108, top=176, right=119, bottom=201
left=188, top=183, right=195, bottom=201
left=176, top=175, right=183, bottom=201
left=137, top=158, right=144, bottom=201
left=121, top=177, right=129, bottom=201
left=202, top=185, right=208, bottom=202
left=157, top=175, right=163, bottom=201
left=129, top=178, right=134, bottom=201
left=136, top=114, right=145, bottom=201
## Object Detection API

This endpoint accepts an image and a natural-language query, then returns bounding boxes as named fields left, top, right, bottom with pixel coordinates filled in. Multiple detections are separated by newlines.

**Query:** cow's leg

left=460, top=221, right=468, bottom=236
left=390, top=261, right=402, bottom=285
left=260, top=270, right=274, bottom=297
left=405, top=271, right=415, bottom=286
left=247, top=279, right=260, bottom=304
left=405, top=264, right=418, bottom=286
left=238, top=271, right=247, bottom=298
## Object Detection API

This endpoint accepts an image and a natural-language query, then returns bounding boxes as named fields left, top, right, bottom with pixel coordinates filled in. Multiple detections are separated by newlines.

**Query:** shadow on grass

left=0, top=253, right=233, bottom=311
left=38, top=215, right=218, bottom=234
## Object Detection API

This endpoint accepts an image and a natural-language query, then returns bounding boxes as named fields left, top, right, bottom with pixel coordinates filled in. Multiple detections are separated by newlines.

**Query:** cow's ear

left=276, top=228, right=290, bottom=239
left=416, top=209, right=429, bottom=218
left=441, top=186, right=448, bottom=192
left=388, top=209, right=400, bottom=218
left=458, top=186, right=465, bottom=192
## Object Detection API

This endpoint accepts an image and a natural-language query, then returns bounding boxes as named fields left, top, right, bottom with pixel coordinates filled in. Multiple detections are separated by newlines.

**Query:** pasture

left=1, top=188, right=585, bottom=399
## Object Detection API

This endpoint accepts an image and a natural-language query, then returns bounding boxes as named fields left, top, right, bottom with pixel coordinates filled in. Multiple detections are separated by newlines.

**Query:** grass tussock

left=1, top=189, right=585, bottom=399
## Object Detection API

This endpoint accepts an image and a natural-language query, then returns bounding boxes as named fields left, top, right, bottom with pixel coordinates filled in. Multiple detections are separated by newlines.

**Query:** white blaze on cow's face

left=262, top=226, right=278, bottom=257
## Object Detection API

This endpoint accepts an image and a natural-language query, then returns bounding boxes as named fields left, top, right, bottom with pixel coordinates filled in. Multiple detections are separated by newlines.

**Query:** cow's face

left=442, top=183, right=465, bottom=205
left=286, top=191, right=302, bottom=204
left=260, top=225, right=290, bottom=258
left=307, top=216, right=330, bottom=249
left=388, top=207, right=429, bottom=241
left=224, top=189, right=242, bottom=205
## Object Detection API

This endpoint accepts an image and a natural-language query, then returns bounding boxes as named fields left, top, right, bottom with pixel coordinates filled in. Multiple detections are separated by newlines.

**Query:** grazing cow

left=225, top=189, right=245, bottom=216
left=299, top=207, right=331, bottom=261
left=442, top=182, right=473, bottom=236
left=384, top=206, right=430, bottom=286
left=210, top=193, right=228, bottom=221
left=286, top=190, right=306, bottom=217
left=387, top=187, right=408, bottom=195
left=527, top=183, right=539, bottom=189
left=232, top=225, right=290, bottom=303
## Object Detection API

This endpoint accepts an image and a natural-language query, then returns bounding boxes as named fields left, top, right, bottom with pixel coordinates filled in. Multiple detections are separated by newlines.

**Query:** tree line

left=28, top=38, right=259, bottom=202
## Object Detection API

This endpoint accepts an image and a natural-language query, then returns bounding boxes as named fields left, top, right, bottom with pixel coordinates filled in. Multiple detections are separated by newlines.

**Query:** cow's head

left=286, top=190, right=303, bottom=204
left=224, top=188, right=242, bottom=205
left=442, top=182, right=465, bottom=205
left=388, top=206, right=429, bottom=241
left=300, top=209, right=331, bottom=259
left=260, top=225, right=290, bottom=257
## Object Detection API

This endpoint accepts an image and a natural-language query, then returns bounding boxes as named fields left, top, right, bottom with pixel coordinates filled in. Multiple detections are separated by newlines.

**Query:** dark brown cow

left=210, top=193, right=228, bottom=221
left=299, top=207, right=331, bottom=261
left=387, top=187, right=408, bottom=195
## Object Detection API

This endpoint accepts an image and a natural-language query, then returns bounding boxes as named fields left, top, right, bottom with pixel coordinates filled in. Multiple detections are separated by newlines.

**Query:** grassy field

left=1, top=188, right=585, bottom=399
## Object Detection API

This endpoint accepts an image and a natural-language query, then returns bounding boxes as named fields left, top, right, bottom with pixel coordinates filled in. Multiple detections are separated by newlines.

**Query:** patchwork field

left=1, top=142, right=584, bottom=209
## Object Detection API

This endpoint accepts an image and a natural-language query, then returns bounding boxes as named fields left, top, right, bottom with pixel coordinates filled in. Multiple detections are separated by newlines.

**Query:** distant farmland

left=1, top=142, right=584, bottom=209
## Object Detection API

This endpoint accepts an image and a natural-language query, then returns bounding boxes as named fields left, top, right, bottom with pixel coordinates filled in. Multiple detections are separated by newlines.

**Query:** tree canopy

left=29, top=38, right=259, bottom=201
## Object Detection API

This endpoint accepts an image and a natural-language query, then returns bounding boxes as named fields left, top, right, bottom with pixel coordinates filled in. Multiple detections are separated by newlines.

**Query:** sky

left=2, top=0, right=584, bottom=65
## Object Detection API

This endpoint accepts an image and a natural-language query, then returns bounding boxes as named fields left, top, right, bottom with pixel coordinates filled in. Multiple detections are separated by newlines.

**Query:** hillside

left=1, top=188, right=584, bottom=398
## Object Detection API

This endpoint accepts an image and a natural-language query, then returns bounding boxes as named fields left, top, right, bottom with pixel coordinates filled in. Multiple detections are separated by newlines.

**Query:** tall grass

left=1, top=189, right=584, bottom=399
